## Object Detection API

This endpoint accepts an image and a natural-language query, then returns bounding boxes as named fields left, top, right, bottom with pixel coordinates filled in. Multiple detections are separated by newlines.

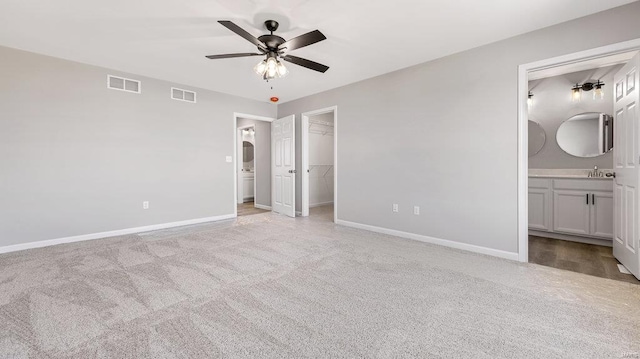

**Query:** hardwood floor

left=237, top=201, right=269, bottom=217
left=529, top=235, right=639, bottom=285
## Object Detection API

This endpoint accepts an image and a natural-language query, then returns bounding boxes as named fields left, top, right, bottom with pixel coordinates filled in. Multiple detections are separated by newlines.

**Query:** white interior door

left=271, top=115, right=296, bottom=217
left=613, top=52, right=640, bottom=279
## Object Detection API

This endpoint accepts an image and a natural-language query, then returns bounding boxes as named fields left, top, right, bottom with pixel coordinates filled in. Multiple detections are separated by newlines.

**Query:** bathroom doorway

left=234, top=113, right=275, bottom=217
left=518, top=40, right=640, bottom=284
left=301, top=106, right=337, bottom=222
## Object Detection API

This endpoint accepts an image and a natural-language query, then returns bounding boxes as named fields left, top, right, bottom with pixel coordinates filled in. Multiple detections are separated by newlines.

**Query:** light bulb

left=276, top=61, right=288, bottom=77
left=254, top=60, right=267, bottom=75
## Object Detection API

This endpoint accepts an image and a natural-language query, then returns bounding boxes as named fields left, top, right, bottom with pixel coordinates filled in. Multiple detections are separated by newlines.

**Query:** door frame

left=233, top=113, right=275, bottom=217
left=301, top=106, right=338, bottom=222
left=237, top=124, right=256, bottom=204
left=516, top=38, right=640, bottom=262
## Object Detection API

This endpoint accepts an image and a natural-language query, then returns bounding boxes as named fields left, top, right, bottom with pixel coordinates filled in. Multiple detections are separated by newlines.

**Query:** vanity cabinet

left=590, top=192, right=614, bottom=238
left=529, top=177, right=613, bottom=240
left=242, top=172, right=255, bottom=201
left=528, top=178, right=551, bottom=231
left=553, top=190, right=591, bottom=235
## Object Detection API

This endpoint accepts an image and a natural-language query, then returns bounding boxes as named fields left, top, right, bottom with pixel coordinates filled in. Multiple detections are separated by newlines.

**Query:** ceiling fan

left=206, top=20, right=329, bottom=80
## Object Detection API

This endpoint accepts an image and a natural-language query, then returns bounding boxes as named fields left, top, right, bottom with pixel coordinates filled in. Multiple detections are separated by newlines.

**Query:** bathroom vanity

left=242, top=170, right=255, bottom=202
left=529, top=169, right=613, bottom=245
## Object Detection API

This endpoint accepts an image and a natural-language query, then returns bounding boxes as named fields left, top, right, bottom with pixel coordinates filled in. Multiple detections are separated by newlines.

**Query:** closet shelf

left=309, top=120, right=334, bottom=136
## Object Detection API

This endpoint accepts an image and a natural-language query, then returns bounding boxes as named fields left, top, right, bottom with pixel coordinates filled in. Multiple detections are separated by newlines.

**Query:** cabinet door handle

left=592, top=194, right=595, bottom=205
left=586, top=194, right=589, bottom=205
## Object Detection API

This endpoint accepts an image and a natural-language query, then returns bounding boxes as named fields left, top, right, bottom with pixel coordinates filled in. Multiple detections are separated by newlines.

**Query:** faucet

left=589, top=166, right=601, bottom=178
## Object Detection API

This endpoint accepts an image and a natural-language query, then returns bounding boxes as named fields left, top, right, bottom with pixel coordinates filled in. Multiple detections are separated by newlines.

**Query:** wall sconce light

left=527, top=91, right=534, bottom=108
left=571, top=80, right=605, bottom=102
left=593, top=81, right=605, bottom=100
left=571, top=84, right=582, bottom=102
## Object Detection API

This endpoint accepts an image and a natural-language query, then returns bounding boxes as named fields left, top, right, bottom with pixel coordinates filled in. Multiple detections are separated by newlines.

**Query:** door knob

left=605, top=172, right=616, bottom=178
left=288, top=170, right=297, bottom=174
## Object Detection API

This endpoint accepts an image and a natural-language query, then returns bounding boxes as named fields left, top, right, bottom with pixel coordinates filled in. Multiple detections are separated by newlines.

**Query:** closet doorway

left=301, top=106, right=337, bottom=222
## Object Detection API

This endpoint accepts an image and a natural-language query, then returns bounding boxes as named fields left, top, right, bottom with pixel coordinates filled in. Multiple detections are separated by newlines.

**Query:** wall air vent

left=107, top=75, right=141, bottom=94
left=171, top=87, right=197, bottom=103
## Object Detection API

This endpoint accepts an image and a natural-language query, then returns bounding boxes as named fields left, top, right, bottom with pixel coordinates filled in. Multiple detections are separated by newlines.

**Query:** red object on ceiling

left=270, top=97, right=279, bottom=103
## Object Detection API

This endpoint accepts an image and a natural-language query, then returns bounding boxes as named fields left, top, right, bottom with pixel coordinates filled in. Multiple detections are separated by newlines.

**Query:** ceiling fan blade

left=218, top=20, right=266, bottom=50
left=281, top=55, right=329, bottom=73
left=279, top=30, right=326, bottom=52
left=206, top=53, right=264, bottom=60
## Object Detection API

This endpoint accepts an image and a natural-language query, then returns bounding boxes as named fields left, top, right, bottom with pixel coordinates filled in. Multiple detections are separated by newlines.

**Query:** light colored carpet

left=0, top=206, right=639, bottom=358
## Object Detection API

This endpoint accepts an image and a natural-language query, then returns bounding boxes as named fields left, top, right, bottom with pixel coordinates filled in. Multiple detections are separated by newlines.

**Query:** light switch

left=225, top=156, right=233, bottom=163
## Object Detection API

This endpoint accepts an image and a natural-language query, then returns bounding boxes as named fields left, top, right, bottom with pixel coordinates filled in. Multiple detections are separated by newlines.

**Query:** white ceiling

left=0, top=0, right=635, bottom=103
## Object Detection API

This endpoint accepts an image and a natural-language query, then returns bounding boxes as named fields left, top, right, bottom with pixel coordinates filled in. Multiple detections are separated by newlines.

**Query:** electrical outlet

left=414, top=206, right=420, bottom=215
left=225, top=156, right=233, bottom=163
left=392, top=204, right=399, bottom=213
left=143, top=201, right=149, bottom=210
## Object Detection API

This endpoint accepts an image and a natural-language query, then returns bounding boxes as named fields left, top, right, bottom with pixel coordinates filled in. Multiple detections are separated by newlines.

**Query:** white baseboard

left=0, top=214, right=237, bottom=255
left=335, top=219, right=519, bottom=261
left=310, top=201, right=334, bottom=208
left=528, top=230, right=612, bottom=247
left=254, top=204, right=272, bottom=211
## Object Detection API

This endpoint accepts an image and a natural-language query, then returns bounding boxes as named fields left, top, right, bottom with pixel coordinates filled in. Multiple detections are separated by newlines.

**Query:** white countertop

left=529, top=168, right=613, bottom=179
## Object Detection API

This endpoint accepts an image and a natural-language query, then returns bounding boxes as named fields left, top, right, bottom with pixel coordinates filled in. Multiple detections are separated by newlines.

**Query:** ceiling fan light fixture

left=265, top=57, right=278, bottom=79
left=277, top=61, right=288, bottom=77
left=255, top=56, right=288, bottom=80
left=254, top=60, right=267, bottom=76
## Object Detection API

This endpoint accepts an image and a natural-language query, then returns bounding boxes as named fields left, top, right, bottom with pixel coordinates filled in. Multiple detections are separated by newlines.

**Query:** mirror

left=243, top=141, right=254, bottom=163
left=556, top=112, right=613, bottom=158
left=528, top=120, right=546, bottom=157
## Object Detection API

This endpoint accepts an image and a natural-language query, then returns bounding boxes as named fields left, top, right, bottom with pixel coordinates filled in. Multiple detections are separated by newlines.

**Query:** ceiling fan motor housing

left=258, top=34, right=285, bottom=51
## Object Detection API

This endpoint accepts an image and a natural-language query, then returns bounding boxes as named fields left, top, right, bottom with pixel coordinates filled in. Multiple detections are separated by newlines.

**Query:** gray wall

left=237, top=117, right=271, bottom=207
left=0, top=45, right=275, bottom=247
left=278, top=2, right=640, bottom=254
left=528, top=65, right=621, bottom=169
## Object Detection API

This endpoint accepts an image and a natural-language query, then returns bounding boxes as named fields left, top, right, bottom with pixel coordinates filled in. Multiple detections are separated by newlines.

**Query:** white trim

left=0, top=214, right=236, bottom=255
left=301, top=115, right=310, bottom=216
left=235, top=113, right=275, bottom=123
left=300, top=106, right=338, bottom=222
left=336, top=219, right=519, bottom=261
left=254, top=204, right=272, bottom=210
left=517, top=38, right=640, bottom=263
left=233, top=112, right=275, bottom=217
left=170, top=87, right=197, bottom=103
left=107, top=74, right=141, bottom=94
